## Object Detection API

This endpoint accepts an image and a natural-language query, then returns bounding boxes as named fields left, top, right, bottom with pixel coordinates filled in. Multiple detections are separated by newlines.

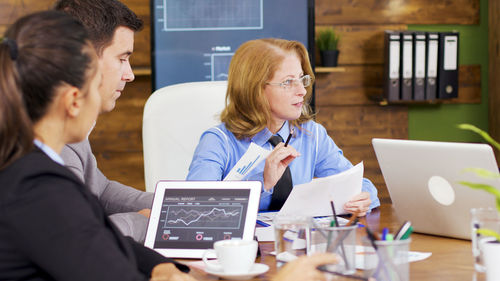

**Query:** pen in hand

left=284, top=128, right=294, bottom=147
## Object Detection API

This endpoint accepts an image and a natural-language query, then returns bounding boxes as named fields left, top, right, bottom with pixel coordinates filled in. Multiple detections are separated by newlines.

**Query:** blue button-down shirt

left=187, top=120, right=380, bottom=211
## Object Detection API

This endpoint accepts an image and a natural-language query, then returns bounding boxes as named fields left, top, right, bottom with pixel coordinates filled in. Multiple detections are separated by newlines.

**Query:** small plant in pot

left=458, top=124, right=500, bottom=281
left=316, top=27, right=340, bottom=67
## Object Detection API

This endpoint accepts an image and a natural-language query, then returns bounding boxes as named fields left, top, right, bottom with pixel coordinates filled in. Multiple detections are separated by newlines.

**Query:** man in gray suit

left=55, top=0, right=153, bottom=242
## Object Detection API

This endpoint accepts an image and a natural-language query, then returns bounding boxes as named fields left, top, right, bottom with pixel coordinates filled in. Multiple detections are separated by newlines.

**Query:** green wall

left=407, top=0, right=488, bottom=143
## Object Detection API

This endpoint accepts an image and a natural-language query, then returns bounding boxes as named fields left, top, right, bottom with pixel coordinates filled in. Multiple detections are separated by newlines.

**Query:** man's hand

left=150, top=263, right=197, bottom=281
left=138, top=208, right=151, bottom=218
left=272, top=253, right=338, bottom=281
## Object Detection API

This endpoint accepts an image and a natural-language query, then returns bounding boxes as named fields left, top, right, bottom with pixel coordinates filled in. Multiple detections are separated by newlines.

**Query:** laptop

left=144, top=181, right=261, bottom=258
left=372, top=138, right=499, bottom=240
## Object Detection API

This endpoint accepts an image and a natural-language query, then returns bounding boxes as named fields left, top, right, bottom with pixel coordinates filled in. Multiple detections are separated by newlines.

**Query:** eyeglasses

left=266, top=74, right=311, bottom=90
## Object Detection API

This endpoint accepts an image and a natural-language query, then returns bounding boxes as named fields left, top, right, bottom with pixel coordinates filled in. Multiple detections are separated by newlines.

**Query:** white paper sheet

left=355, top=245, right=432, bottom=269
left=223, top=142, right=271, bottom=181
left=278, top=162, right=364, bottom=217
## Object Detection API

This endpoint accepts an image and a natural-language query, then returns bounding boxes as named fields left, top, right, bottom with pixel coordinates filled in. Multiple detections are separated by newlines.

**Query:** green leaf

left=459, top=181, right=500, bottom=212
left=316, top=28, right=339, bottom=51
left=477, top=228, right=500, bottom=242
left=457, top=124, right=500, bottom=151
left=462, top=167, right=500, bottom=179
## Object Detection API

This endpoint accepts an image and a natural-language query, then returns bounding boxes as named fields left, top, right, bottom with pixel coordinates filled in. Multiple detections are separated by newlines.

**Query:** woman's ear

left=61, top=85, right=84, bottom=118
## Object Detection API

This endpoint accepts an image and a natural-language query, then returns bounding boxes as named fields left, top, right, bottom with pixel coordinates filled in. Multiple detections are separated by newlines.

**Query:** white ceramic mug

left=202, top=240, right=258, bottom=274
left=481, top=238, right=500, bottom=281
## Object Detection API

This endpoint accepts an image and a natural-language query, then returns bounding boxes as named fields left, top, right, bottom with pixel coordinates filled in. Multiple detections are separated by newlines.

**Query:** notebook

left=372, top=138, right=499, bottom=240
left=144, top=180, right=261, bottom=258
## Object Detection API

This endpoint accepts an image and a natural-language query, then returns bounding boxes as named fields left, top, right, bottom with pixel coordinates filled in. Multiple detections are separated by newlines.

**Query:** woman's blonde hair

left=221, top=38, right=315, bottom=139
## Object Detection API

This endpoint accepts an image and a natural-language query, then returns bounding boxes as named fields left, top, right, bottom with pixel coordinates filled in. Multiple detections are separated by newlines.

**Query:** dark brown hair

left=54, top=0, right=143, bottom=55
left=0, top=11, right=95, bottom=169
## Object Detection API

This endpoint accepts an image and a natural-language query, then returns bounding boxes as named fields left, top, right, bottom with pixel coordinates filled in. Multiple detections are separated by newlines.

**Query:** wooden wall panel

left=315, top=25, right=407, bottom=65
left=0, top=0, right=151, bottom=66
left=92, top=151, right=146, bottom=190
left=316, top=65, right=482, bottom=106
left=0, top=0, right=50, bottom=25
left=444, top=65, right=481, bottom=104
left=316, top=65, right=384, bottom=105
left=123, top=0, right=151, bottom=66
left=316, top=105, right=408, bottom=147
left=316, top=0, right=480, bottom=25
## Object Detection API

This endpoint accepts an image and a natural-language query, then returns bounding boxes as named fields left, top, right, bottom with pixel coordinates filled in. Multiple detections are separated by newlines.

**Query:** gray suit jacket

left=61, top=139, right=154, bottom=242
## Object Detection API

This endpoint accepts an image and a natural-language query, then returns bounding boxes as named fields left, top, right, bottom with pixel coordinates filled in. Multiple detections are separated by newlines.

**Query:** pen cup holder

left=363, top=238, right=411, bottom=281
left=273, top=215, right=312, bottom=268
left=310, top=222, right=357, bottom=275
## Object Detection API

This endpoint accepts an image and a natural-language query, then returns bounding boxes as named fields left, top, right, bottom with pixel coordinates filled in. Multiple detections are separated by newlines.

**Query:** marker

left=395, top=221, right=412, bottom=240
left=400, top=226, right=413, bottom=240
left=385, top=234, right=394, bottom=241
left=382, top=227, right=389, bottom=240
left=256, top=220, right=270, bottom=227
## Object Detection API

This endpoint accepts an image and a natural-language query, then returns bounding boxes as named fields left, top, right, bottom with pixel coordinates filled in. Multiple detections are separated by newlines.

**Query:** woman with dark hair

left=187, top=38, right=380, bottom=215
left=0, top=10, right=193, bottom=281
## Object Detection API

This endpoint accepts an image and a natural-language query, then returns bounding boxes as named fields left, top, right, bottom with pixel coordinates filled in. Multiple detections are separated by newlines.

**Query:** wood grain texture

left=0, top=0, right=151, bottom=66
left=0, top=0, right=51, bottom=25
left=315, top=65, right=385, bottom=106
left=90, top=76, right=150, bottom=152
left=315, top=25, right=407, bottom=65
left=92, top=151, right=146, bottom=191
left=315, top=65, right=481, bottom=106
left=316, top=105, right=408, bottom=147
left=443, top=64, right=481, bottom=104
left=122, top=0, right=151, bottom=67
left=316, top=0, right=480, bottom=25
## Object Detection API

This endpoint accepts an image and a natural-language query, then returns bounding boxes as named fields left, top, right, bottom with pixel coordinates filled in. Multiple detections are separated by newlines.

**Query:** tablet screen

left=153, top=188, right=250, bottom=249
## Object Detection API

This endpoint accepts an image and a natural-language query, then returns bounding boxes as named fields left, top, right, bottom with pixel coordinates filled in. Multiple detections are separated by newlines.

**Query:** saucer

left=204, top=263, right=269, bottom=280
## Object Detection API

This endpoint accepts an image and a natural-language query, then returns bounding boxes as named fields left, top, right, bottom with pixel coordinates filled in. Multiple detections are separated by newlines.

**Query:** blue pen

left=256, top=220, right=270, bottom=227
left=382, top=227, right=389, bottom=240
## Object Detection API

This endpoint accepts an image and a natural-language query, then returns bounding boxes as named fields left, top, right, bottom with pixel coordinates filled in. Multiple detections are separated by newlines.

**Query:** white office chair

left=142, top=81, right=228, bottom=192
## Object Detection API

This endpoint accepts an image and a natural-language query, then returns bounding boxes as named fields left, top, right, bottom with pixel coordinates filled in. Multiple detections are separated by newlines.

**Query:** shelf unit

left=315, top=66, right=346, bottom=73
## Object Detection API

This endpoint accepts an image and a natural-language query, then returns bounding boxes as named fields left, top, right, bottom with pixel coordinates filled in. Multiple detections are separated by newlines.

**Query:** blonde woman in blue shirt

left=187, top=38, right=379, bottom=215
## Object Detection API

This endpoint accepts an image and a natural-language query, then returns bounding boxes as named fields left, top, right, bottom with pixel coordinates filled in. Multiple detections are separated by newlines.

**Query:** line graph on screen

left=164, top=205, right=243, bottom=229
left=157, top=0, right=263, bottom=31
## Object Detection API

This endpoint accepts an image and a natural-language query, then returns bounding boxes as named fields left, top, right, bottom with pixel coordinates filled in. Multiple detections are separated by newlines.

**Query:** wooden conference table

left=179, top=204, right=483, bottom=281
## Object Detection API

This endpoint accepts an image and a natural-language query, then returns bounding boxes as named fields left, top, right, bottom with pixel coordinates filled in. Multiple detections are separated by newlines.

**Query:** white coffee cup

left=202, top=240, right=258, bottom=274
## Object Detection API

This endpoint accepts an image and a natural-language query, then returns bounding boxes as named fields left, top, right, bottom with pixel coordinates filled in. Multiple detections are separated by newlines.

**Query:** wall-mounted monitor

left=151, top=0, right=315, bottom=95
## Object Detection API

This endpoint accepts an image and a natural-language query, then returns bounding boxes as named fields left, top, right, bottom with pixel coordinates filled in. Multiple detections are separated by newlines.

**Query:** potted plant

left=458, top=124, right=500, bottom=281
left=316, top=27, right=340, bottom=67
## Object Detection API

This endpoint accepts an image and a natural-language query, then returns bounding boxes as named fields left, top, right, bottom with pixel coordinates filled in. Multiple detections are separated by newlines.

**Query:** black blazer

left=0, top=149, right=188, bottom=281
